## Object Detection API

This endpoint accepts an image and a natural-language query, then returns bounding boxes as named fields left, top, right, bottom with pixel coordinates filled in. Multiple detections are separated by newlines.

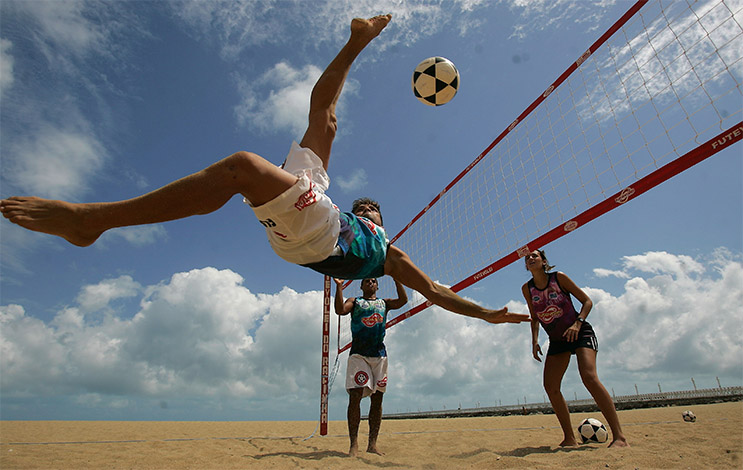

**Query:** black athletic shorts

left=546, top=322, right=598, bottom=356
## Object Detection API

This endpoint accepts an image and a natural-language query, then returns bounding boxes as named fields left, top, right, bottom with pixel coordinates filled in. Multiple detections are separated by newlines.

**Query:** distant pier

left=377, top=386, right=743, bottom=420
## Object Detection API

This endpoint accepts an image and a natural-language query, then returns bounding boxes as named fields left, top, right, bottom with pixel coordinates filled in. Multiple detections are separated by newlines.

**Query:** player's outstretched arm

left=384, top=246, right=530, bottom=324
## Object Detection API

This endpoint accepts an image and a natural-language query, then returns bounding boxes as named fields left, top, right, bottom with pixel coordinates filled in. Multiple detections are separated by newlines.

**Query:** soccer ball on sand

left=682, top=410, right=697, bottom=422
left=412, top=56, right=460, bottom=106
left=577, top=418, right=609, bottom=444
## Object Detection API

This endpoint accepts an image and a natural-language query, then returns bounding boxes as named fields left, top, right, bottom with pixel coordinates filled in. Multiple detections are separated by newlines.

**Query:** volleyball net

left=319, top=0, right=742, bottom=435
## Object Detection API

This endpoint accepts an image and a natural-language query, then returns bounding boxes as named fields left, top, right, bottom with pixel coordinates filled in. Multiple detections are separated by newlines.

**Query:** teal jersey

left=303, top=212, right=389, bottom=280
left=349, top=297, right=388, bottom=357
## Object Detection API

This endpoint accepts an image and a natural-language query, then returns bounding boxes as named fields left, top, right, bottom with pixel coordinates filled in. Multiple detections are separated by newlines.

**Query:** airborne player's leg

left=0, top=15, right=393, bottom=249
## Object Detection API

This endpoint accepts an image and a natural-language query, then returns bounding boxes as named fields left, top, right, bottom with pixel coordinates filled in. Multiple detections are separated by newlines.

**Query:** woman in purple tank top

left=522, top=249, right=629, bottom=448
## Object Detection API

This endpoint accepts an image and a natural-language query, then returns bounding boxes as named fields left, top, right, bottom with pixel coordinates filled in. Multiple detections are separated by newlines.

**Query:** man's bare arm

left=333, top=278, right=355, bottom=315
left=385, top=279, right=408, bottom=310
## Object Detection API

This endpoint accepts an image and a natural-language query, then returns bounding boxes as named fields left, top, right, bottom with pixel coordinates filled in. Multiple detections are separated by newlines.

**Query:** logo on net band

left=615, top=186, right=635, bottom=204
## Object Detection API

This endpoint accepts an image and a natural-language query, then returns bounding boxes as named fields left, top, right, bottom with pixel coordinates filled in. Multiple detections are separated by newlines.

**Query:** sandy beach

left=1, top=402, right=741, bottom=469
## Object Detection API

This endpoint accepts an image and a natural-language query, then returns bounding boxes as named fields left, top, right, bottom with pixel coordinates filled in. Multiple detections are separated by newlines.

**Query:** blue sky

left=0, top=0, right=741, bottom=422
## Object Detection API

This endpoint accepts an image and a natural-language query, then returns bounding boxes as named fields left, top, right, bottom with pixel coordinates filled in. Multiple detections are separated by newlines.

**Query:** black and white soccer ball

left=412, top=56, right=459, bottom=106
left=682, top=410, right=697, bottom=422
left=577, top=418, right=608, bottom=444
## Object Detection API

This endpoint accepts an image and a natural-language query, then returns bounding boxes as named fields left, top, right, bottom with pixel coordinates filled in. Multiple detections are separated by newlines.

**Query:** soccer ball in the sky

left=412, top=56, right=460, bottom=106
left=577, top=418, right=609, bottom=444
left=682, top=410, right=697, bottom=422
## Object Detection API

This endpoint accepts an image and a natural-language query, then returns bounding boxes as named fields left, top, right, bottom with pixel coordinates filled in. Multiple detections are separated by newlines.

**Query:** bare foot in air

left=349, top=14, right=392, bottom=48
left=0, top=196, right=103, bottom=247
left=482, top=307, right=531, bottom=324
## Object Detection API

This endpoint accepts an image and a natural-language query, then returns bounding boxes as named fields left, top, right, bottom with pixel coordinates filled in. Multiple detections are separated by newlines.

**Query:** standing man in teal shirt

left=334, top=277, right=407, bottom=457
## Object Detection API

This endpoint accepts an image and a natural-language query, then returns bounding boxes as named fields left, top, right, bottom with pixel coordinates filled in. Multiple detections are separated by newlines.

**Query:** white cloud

left=76, top=275, right=142, bottom=313
left=168, top=1, right=457, bottom=60
left=621, top=251, right=705, bottom=277
left=234, top=61, right=362, bottom=139
left=99, top=226, right=169, bottom=247
left=0, top=38, right=14, bottom=96
left=10, top=0, right=136, bottom=62
left=381, top=249, right=743, bottom=412
left=234, top=62, right=322, bottom=138
left=0, top=1, right=143, bottom=200
left=387, top=304, right=536, bottom=401
left=1, top=249, right=741, bottom=419
left=593, top=268, right=630, bottom=278
left=336, top=168, right=369, bottom=192
left=582, top=0, right=742, bottom=131
left=8, top=124, right=107, bottom=200
left=585, top=250, right=743, bottom=377
left=168, top=0, right=615, bottom=62
left=0, top=267, right=323, bottom=418
left=18, top=0, right=105, bottom=55
left=507, top=0, right=620, bottom=39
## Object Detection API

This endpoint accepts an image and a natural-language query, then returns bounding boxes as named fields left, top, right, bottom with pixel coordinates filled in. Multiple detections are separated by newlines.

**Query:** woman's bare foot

left=349, top=14, right=392, bottom=47
left=0, top=196, right=103, bottom=247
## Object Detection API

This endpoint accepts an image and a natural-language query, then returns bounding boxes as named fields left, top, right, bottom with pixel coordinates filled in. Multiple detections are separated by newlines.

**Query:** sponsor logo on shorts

left=259, top=218, right=276, bottom=228
left=361, top=312, right=384, bottom=327
left=538, top=305, right=563, bottom=324
left=354, top=371, right=369, bottom=386
left=376, top=377, right=387, bottom=388
left=294, top=187, right=317, bottom=211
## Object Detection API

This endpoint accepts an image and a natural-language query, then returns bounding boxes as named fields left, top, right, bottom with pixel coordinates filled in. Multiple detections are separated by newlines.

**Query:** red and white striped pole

left=319, top=275, right=331, bottom=435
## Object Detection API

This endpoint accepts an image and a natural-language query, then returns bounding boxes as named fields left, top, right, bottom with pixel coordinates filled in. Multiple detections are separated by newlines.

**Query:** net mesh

left=336, top=0, right=742, bottom=352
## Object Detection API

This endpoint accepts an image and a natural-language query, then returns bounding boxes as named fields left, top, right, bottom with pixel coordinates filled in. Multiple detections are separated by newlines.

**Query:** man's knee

left=225, top=151, right=264, bottom=173
left=219, top=151, right=288, bottom=189
left=370, top=391, right=384, bottom=403
left=348, top=388, right=364, bottom=403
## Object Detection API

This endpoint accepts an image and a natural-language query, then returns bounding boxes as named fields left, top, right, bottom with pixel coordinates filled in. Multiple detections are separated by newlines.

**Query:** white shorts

left=247, top=142, right=340, bottom=265
left=346, top=354, right=388, bottom=398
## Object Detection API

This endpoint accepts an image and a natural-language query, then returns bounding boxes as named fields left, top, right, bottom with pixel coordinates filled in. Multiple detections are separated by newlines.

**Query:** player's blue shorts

left=302, top=212, right=389, bottom=280
left=546, top=322, right=598, bottom=356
